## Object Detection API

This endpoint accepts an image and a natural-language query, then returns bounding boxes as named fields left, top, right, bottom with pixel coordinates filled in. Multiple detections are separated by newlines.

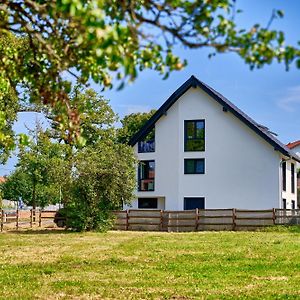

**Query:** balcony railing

left=138, top=140, right=155, bottom=153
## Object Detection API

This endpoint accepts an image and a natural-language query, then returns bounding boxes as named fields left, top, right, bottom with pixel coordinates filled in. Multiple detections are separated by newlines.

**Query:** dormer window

left=138, top=128, right=155, bottom=153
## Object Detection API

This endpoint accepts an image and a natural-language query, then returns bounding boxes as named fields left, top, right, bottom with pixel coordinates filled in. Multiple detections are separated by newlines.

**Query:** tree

left=118, top=110, right=156, bottom=144
left=1, top=1, right=299, bottom=145
left=63, top=140, right=136, bottom=231
left=2, top=128, right=68, bottom=208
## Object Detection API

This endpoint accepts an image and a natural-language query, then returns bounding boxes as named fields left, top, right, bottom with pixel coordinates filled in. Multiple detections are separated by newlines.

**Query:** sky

left=1, top=0, right=300, bottom=176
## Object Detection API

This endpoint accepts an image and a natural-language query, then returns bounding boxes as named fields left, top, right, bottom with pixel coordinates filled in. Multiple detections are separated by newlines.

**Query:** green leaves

left=0, top=0, right=299, bottom=150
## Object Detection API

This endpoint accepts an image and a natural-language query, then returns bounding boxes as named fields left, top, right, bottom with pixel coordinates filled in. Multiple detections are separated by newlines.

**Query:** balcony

left=138, top=140, right=155, bottom=153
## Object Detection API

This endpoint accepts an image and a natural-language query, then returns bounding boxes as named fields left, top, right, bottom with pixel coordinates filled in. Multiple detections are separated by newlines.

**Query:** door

left=184, top=197, right=205, bottom=210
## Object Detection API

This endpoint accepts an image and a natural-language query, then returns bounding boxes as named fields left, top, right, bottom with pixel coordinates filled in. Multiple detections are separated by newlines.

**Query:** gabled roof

left=129, top=75, right=300, bottom=163
left=287, top=140, right=300, bottom=150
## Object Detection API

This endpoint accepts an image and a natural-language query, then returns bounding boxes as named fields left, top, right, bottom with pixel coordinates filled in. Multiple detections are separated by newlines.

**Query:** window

left=184, top=120, right=205, bottom=151
left=138, top=198, right=158, bottom=209
left=282, top=198, right=286, bottom=209
left=282, top=161, right=286, bottom=191
left=291, top=200, right=295, bottom=210
left=138, top=128, right=155, bottom=153
left=138, top=160, right=155, bottom=191
left=184, top=159, right=205, bottom=174
left=184, top=197, right=205, bottom=210
left=291, top=163, right=295, bottom=194
left=138, top=140, right=155, bottom=153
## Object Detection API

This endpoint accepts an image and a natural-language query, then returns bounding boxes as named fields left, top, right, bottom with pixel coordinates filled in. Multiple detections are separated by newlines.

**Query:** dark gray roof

left=129, top=75, right=300, bottom=163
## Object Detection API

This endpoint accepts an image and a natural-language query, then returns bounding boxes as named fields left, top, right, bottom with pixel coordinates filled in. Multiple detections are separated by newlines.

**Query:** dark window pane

left=282, top=161, right=286, bottom=191
left=185, top=160, right=195, bottom=174
left=186, top=122, right=194, bottom=139
left=283, top=198, right=286, bottom=209
left=196, top=121, right=205, bottom=139
left=291, top=163, right=295, bottom=193
left=138, top=198, right=157, bottom=209
left=195, top=160, right=205, bottom=174
left=186, top=140, right=204, bottom=151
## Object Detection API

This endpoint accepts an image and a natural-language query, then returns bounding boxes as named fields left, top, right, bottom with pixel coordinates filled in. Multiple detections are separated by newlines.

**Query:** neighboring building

left=125, top=76, right=299, bottom=211
left=287, top=141, right=300, bottom=168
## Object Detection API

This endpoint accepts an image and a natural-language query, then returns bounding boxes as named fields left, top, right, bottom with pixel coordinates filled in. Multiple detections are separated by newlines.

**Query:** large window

left=138, top=198, right=158, bottom=209
left=184, top=120, right=205, bottom=151
left=184, top=197, right=205, bottom=210
left=291, top=163, right=295, bottom=194
left=184, top=159, right=205, bottom=174
left=138, top=160, right=155, bottom=191
left=282, top=161, right=286, bottom=191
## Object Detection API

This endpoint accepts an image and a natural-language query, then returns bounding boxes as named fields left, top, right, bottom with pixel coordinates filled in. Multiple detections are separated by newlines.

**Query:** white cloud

left=277, top=86, right=300, bottom=112
left=116, top=104, right=152, bottom=115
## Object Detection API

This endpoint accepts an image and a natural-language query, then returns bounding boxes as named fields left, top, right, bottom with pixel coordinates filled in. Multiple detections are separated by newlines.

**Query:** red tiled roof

left=287, top=140, right=300, bottom=149
left=0, top=176, right=6, bottom=184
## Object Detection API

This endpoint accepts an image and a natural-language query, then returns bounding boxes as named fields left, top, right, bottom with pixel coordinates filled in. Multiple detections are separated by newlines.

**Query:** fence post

left=272, top=208, right=276, bottom=225
left=1, top=210, right=3, bottom=232
left=160, top=210, right=163, bottom=231
left=39, top=210, right=42, bottom=227
left=16, top=209, right=19, bottom=230
left=195, top=208, right=199, bottom=231
left=30, top=209, right=33, bottom=228
left=125, top=209, right=129, bottom=231
left=232, top=208, right=236, bottom=231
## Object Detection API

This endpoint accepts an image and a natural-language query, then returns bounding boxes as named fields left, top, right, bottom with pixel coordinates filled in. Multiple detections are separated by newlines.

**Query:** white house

left=125, top=76, right=300, bottom=211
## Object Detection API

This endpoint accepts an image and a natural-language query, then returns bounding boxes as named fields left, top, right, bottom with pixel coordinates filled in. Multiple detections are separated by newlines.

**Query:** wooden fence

left=0, top=209, right=57, bottom=231
left=1, top=208, right=300, bottom=232
left=112, top=208, right=300, bottom=232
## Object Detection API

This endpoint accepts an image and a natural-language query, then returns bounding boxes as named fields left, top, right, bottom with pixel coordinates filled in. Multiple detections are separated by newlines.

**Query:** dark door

left=184, top=197, right=205, bottom=210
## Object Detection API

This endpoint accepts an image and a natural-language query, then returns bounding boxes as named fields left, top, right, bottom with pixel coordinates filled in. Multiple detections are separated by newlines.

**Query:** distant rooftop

left=286, top=140, right=300, bottom=150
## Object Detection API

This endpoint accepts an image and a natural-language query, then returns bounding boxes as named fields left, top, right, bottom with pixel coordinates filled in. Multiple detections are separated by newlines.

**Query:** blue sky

left=1, top=0, right=300, bottom=175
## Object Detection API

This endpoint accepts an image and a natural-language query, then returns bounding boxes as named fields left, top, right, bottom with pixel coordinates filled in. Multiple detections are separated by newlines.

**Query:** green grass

left=0, top=230, right=300, bottom=299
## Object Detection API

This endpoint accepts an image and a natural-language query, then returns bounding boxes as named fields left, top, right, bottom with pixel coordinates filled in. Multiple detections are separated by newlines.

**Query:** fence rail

left=112, top=208, right=300, bottom=232
left=0, top=209, right=57, bottom=231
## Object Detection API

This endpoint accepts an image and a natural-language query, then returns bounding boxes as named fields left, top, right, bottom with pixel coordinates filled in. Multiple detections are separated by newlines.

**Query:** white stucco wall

left=281, top=159, right=298, bottom=209
left=128, top=87, right=287, bottom=210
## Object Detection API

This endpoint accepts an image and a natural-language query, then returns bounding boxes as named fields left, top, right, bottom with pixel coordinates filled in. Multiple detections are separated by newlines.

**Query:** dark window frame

left=184, top=119, right=205, bottom=152
left=291, top=200, right=295, bottom=210
left=184, top=159, right=205, bottom=174
left=184, top=197, right=205, bottom=210
left=282, top=161, right=286, bottom=192
left=291, top=163, right=295, bottom=194
left=138, top=160, right=155, bottom=192
left=138, top=198, right=158, bottom=209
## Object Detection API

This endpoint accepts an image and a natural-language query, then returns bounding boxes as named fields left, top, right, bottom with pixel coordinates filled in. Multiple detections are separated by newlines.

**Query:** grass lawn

left=0, top=229, right=300, bottom=299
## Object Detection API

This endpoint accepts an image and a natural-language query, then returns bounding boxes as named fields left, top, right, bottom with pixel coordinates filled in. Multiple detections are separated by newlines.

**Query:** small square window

left=184, top=159, right=205, bottom=174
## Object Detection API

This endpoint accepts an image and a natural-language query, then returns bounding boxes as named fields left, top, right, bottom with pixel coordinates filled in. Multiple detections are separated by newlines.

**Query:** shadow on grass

left=2, top=228, right=75, bottom=235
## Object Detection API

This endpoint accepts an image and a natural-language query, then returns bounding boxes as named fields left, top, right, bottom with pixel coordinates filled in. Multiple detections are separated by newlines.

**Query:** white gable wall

left=128, top=87, right=285, bottom=210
